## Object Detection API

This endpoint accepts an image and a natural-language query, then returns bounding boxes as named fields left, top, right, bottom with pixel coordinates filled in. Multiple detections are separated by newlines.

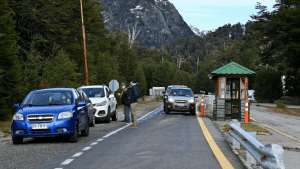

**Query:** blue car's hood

left=16, top=105, right=74, bottom=116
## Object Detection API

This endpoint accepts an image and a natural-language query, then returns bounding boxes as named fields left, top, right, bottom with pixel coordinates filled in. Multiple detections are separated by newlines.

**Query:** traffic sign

left=109, top=79, right=119, bottom=92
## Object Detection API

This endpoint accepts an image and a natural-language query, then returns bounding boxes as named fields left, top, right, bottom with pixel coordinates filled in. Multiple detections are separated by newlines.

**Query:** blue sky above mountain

left=168, top=0, right=277, bottom=31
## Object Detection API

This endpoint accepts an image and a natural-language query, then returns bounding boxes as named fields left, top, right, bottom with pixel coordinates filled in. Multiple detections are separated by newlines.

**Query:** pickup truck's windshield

left=21, top=90, right=73, bottom=106
left=169, top=89, right=193, bottom=96
left=81, top=88, right=105, bottom=98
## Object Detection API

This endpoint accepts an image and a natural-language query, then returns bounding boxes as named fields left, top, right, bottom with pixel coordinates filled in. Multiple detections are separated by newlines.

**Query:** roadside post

left=244, top=77, right=249, bottom=123
left=109, top=79, right=119, bottom=94
left=201, top=95, right=204, bottom=116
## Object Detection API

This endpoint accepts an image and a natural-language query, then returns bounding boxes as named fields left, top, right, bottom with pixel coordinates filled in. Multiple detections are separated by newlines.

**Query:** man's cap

left=121, top=83, right=126, bottom=86
left=131, top=79, right=137, bottom=83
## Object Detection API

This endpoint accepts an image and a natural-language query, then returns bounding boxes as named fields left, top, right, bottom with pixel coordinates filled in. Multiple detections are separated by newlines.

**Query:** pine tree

left=41, top=45, right=81, bottom=88
left=0, top=0, right=20, bottom=120
left=134, top=64, right=147, bottom=97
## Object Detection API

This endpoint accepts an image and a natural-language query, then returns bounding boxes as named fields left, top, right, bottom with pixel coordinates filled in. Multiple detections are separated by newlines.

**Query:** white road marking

left=54, top=168, right=63, bottom=169
left=97, top=139, right=103, bottom=141
left=61, top=159, right=73, bottom=165
left=91, top=142, right=98, bottom=145
left=72, top=152, right=83, bottom=157
left=103, top=106, right=163, bottom=138
left=82, top=147, right=91, bottom=151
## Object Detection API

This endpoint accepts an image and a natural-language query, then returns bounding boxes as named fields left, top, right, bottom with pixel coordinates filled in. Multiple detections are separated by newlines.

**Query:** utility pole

left=80, top=0, right=89, bottom=85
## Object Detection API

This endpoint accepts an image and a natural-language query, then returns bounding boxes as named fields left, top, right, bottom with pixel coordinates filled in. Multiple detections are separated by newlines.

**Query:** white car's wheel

left=112, top=107, right=118, bottom=121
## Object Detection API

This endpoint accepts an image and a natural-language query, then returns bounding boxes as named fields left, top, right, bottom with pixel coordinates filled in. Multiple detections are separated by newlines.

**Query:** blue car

left=11, top=88, right=90, bottom=144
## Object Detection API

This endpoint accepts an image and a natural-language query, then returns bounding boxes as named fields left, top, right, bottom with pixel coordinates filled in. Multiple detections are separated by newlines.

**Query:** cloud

left=168, top=0, right=276, bottom=8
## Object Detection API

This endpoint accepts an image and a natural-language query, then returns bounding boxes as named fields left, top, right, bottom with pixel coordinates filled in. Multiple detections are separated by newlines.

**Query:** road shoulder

left=200, top=116, right=247, bottom=169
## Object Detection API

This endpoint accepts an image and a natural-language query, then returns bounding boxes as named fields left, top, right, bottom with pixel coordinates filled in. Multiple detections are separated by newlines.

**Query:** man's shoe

left=121, top=119, right=126, bottom=122
left=129, top=125, right=138, bottom=128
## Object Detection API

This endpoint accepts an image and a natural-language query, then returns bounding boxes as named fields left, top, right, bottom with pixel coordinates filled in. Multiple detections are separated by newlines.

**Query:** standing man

left=120, top=83, right=131, bottom=124
left=128, top=79, right=140, bottom=128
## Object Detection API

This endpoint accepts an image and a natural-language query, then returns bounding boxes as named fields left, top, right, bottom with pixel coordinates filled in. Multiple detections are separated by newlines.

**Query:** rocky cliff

left=98, top=0, right=195, bottom=48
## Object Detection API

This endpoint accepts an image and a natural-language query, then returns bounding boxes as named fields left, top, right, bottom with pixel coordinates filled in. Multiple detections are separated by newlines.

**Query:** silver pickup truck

left=165, top=86, right=198, bottom=115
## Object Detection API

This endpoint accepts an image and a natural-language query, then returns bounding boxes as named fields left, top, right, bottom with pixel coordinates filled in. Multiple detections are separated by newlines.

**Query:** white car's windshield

left=81, top=88, right=105, bottom=98
left=21, top=90, right=73, bottom=106
left=169, top=89, right=193, bottom=96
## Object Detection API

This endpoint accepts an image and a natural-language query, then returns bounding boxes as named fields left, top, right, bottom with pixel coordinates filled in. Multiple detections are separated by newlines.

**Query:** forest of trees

left=0, top=0, right=196, bottom=120
left=164, top=1, right=300, bottom=103
left=1, top=0, right=299, bottom=120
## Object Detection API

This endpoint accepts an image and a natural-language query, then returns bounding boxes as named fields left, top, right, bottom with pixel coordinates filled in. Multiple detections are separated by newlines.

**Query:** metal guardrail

left=229, top=121, right=285, bottom=169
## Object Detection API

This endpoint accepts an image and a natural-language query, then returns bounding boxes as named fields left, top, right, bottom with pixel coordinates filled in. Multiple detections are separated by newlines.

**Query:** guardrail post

left=246, top=132, right=257, bottom=165
left=201, top=95, right=204, bottom=116
left=229, top=122, right=285, bottom=169
left=231, top=119, right=240, bottom=149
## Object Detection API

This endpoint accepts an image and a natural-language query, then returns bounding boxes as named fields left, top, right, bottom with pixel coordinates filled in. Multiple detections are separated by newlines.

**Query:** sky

left=168, top=0, right=277, bottom=31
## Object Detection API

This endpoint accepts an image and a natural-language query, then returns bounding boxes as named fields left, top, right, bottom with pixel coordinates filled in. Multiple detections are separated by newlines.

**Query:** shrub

left=274, top=100, right=287, bottom=109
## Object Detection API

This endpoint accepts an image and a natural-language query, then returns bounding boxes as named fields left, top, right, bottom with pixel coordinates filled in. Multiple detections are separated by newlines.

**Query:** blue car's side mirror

left=77, top=101, right=86, bottom=107
left=13, top=104, right=20, bottom=109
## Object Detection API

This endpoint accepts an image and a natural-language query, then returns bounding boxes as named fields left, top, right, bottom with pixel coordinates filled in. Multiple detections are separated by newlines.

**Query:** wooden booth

left=209, top=62, right=256, bottom=121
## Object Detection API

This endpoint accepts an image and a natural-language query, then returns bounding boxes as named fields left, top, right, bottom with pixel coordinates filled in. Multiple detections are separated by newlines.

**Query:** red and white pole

left=244, top=77, right=249, bottom=123
left=201, top=95, right=204, bottom=116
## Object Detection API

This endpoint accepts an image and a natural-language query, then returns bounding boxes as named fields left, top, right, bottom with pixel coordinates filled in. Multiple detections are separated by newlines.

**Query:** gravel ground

left=0, top=101, right=163, bottom=169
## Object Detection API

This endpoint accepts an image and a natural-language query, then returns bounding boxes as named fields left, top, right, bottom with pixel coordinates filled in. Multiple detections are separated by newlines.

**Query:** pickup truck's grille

left=27, top=114, right=54, bottom=122
left=175, top=100, right=187, bottom=103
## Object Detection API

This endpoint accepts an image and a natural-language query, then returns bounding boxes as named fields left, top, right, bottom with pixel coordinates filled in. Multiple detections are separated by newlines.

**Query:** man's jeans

left=130, top=103, right=138, bottom=125
left=123, top=105, right=130, bottom=122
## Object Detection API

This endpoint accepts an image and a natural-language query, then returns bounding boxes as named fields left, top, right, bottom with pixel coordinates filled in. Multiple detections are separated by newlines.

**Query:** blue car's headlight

left=13, top=113, right=24, bottom=121
left=58, top=112, right=73, bottom=119
left=96, top=101, right=107, bottom=106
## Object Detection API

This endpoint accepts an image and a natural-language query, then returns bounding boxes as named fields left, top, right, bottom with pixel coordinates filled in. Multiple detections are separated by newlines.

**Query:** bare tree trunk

left=127, top=21, right=142, bottom=49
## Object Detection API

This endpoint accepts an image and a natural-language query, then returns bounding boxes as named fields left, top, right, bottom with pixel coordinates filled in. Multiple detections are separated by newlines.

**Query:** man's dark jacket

left=129, top=83, right=140, bottom=104
left=121, top=86, right=131, bottom=106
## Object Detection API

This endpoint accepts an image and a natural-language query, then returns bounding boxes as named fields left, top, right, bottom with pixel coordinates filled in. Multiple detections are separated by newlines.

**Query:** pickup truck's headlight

left=58, top=112, right=73, bottom=119
left=168, top=98, right=175, bottom=103
left=13, top=113, right=24, bottom=121
left=164, top=96, right=167, bottom=99
left=188, top=99, right=195, bottom=103
left=96, top=101, right=107, bottom=106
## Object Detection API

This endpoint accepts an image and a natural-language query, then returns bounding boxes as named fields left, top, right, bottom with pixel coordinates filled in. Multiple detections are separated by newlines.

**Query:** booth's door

left=231, top=79, right=240, bottom=119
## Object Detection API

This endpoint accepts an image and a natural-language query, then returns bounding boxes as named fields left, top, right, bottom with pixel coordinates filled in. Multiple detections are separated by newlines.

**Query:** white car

left=78, top=85, right=118, bottom=123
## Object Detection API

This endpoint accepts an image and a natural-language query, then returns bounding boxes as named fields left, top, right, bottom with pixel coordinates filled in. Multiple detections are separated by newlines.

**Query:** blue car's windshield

left=80, top=88, right=105, bottom=98
left=169, top=89, right=193, bottom=96
left=21, top=90, right=73, bottom=106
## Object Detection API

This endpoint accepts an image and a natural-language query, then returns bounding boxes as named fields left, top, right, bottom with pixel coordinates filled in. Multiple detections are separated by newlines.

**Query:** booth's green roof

left=211, top=62, right=256, bottom=76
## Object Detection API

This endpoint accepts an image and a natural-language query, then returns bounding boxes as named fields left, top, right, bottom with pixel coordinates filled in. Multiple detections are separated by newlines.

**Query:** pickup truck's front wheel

left=190, top=109, right=196, bottom=116
left=165, top=108, right=170, bottom=114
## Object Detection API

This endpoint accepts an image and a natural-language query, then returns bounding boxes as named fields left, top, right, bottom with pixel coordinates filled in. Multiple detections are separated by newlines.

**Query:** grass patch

left=283, top=146, right=300, bottom=152
left=0, top=120, right=11, bottom=135
left=274, top=100, right=287, bottom=109
left=268, top=107, right=300, bottom=117
left=137, top=102, right=158, bottom=107
left=223, top=123, right=271, bottom=135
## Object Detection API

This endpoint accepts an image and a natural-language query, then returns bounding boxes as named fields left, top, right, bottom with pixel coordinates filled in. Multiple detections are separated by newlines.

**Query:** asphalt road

left=0, top=103, right=163, bottom=169
left=40, top=107, right=223, bottom=169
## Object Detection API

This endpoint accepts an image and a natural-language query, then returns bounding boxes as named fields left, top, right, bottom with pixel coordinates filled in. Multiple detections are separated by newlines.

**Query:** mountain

left=189, top=25, right=215, bottom=37
left=98, top=0, right=195, bottom=48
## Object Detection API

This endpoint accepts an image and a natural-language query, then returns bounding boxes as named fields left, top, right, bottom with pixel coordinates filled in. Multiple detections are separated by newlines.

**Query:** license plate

left=177, top=104, right=184, bottom=107
left=32, top=124, right=48, bottom=129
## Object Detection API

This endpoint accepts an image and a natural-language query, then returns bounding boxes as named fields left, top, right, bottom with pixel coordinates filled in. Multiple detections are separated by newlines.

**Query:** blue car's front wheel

left=69, top=121, right=79, bottom=143
left=12, top=136, right=23, bottom=144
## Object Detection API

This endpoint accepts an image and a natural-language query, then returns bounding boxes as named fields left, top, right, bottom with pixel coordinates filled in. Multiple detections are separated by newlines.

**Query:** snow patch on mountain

left=189, top=25, right=215, bottom=37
